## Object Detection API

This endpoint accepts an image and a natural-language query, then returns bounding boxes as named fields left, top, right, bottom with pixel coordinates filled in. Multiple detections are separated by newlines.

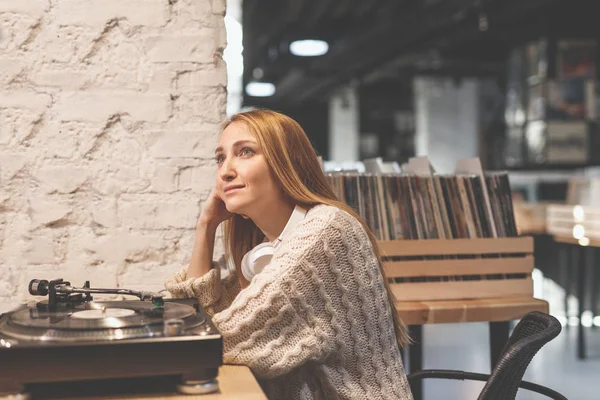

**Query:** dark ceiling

left=241, top=0, right=600, bottom=109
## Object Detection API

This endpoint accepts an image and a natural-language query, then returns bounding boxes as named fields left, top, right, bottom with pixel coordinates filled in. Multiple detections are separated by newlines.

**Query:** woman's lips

left=224, top=185, right=244, bottom=194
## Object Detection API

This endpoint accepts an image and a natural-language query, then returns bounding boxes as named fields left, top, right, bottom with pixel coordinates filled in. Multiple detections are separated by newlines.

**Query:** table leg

left=590, top=248, right=598, bottom=331
left=578, top=246, right=588, bottom=359
left=559, top=244, right=569, bottom=323
left=408, top=325, right=423, bottom=400
left=567, top=243, right=580, bottom=329
left=489, top=321, right=510, bottom=370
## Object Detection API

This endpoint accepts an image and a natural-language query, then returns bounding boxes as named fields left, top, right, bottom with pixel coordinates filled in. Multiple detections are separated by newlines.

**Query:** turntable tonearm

left=0, top=279, right=223, bottom=399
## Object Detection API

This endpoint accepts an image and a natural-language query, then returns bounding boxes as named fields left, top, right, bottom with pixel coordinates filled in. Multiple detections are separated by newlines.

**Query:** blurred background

left=222, top=0, right=600, bottom=398
left=227, top=0, right=598, bottom=173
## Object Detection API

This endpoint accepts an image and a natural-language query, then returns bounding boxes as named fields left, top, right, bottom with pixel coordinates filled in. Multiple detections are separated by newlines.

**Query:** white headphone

left=241, top=205, right=307, bottom=282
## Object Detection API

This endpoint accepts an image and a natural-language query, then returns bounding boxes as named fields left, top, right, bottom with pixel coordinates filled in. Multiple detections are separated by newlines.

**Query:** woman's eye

left=240, top=147, right=254, bottom=156
left=215, top=155, right=225, bottom=164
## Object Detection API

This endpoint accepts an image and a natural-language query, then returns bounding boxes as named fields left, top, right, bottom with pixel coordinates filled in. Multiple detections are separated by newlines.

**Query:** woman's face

left=215, top=121, right=283, bottom=218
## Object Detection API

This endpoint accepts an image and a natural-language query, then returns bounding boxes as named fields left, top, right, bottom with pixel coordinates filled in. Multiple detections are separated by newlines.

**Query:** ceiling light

left=252, top=67, right=264, bottom=79
left=290, top=39, right=329, bottom=57
left=245, top=81, right=276, bottom=97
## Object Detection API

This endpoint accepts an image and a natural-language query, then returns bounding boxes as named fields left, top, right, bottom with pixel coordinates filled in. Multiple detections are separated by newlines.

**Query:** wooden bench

left=380, top=237, right=548, bottom=400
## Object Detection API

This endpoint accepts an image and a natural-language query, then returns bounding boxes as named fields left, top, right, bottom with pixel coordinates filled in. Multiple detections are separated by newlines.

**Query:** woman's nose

left=219, top=157, right=236, bottom=181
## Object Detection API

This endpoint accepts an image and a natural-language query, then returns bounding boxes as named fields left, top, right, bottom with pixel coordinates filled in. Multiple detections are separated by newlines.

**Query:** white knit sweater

left=165, top=204, right=413, bottom=400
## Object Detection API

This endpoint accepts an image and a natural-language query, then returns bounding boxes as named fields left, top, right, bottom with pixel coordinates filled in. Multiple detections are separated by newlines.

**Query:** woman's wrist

left=187, top=220, right=219, bottom=279
left=196, top=217, right=221, bottom=233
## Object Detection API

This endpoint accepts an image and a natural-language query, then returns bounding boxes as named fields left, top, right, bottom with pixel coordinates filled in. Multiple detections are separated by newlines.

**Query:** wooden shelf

left=379, top=237, right=533, bottom=257
left=384, top=256, right=534, bottom=277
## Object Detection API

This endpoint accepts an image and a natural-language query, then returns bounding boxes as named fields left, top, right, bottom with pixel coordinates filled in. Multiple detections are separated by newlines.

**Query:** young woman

left=165, top=110, right=413, bottom=399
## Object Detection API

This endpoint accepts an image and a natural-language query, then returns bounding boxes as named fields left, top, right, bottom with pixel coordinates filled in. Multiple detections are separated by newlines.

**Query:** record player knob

left=164, top=318, right=185, bottom=336
left=29, top=279, right=49, bottom=296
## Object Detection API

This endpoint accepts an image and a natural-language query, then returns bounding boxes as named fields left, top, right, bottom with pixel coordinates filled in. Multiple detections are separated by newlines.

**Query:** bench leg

left=489, top=321, right=510, bottom=370
left=408, top=325, right=423, bottom=400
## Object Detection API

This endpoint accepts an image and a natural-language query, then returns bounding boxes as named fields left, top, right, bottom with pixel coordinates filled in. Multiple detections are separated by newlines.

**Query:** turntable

left=0, top=279, right=223, bottom=399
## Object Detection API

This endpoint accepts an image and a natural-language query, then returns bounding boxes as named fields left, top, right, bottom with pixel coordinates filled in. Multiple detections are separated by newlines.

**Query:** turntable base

left=24, top=366, right=266, bottom=400
left=0, top=279, right=254, bottom=399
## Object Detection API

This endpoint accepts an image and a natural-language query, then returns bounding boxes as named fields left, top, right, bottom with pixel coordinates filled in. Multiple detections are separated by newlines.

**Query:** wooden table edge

left=396, top=297, right=549, bottom=325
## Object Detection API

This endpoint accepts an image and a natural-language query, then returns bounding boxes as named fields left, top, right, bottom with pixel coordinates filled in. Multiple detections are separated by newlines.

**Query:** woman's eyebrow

left=215, top=140, right=258, bottom=154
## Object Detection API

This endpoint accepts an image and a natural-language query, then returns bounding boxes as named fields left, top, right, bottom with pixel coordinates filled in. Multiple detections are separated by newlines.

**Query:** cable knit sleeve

left=211, top=214, right=341, bottom=379
left=164, top=262, right=241, bottom=316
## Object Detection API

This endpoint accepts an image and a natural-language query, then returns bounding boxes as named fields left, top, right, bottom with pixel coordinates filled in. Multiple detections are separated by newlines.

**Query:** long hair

left=221, top=109, right=410, bottom=346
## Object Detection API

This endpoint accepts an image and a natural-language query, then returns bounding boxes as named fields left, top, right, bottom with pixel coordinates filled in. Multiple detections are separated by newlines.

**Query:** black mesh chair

left=407, top=311, right=567, bottom=400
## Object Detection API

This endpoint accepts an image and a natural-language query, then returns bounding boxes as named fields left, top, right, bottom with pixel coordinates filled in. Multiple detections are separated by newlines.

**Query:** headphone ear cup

left=241, top=252, right=253, bottom=282
left=241, top=242, right=275, bottom=282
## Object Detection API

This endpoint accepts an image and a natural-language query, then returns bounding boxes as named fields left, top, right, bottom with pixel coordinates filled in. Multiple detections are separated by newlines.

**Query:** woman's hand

left=188, top=188, right=232, bottom=279
left=198, top=187, right=233, bottom=229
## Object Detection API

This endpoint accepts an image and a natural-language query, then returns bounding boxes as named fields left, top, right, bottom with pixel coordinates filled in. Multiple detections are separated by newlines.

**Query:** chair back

left=478, top=311, right=562, bottom=400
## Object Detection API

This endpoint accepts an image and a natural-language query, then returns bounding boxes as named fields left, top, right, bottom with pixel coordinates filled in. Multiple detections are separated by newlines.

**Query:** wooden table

left=38, top=366, right=267, bottom=400
left=397, top=296, right=549, bottom=400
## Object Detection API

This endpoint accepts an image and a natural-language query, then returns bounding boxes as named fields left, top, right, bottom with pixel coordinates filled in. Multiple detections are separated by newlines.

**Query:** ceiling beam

left=254, top=0, right=555, bottom=107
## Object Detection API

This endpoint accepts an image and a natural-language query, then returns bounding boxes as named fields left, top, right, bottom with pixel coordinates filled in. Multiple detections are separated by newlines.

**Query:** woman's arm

left=165, top=189, right=239, bottom=314
left=187, top=222, right=218, bottom=279
left=165, top=260, right=241, bottom=315
left=213, top=257, right=334, bottom=379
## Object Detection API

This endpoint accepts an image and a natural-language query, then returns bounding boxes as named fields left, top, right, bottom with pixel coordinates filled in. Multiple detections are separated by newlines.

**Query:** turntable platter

left=0, top=301, right=206, bottom=342
left=71, top=308, right=136, bottom=319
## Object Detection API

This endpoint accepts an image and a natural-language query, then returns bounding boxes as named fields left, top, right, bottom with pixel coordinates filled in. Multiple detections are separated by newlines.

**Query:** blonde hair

left=221, top=109, right=410, bottom=346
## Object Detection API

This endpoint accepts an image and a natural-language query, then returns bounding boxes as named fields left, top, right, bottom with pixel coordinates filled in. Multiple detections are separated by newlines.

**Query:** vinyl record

left=0, top=301, right=206, bottom=342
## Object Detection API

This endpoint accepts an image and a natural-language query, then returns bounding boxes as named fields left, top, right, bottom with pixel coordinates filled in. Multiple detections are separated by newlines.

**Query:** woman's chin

left=231, top=209, right=251, bottom=220
left=225, top=202, right=247, bottom=217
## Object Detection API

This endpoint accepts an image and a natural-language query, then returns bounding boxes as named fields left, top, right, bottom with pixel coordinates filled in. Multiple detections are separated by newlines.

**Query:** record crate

left=378, top=236, right=534, bottom=302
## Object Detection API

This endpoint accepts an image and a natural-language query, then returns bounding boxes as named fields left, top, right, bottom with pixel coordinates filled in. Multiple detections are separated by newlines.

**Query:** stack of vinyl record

left=326, top=172, right=518, bottom=240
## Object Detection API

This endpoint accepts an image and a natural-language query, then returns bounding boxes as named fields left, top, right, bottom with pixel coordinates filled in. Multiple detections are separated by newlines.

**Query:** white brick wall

left=0, top=0, right=226, bottom=311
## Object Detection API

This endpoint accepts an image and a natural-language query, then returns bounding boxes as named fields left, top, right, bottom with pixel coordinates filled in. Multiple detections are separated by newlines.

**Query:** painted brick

left=30, top=68, right=89, bottom=89
left=0, top=58, right=25, bottom=85
left=0, top=153, right=29, bottom=182
left=178, top=165, right=216, bottom=195
left=0, top=91, right=51, bottom=111
left=145, top=32, right=215, bottom=63
left=0, top=0, right=48, bottom=16
left=23, top=237, right=55, bottom=265
left=175, top=66, right=227, bottom=92
left=32, top=165, right=89, bottom=194
left=149, top=128, right=219, bottom=159
left=28, top=197, right=72, bottom=226
left=54, top=0, right=169, bottom=27
left=212, top=0, right=226, bottom=15
left=118, top=197, right=199, bottom=230
left=150, top=165, right=179, bottom=193
left=56, top=92, right=171, bottom=122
